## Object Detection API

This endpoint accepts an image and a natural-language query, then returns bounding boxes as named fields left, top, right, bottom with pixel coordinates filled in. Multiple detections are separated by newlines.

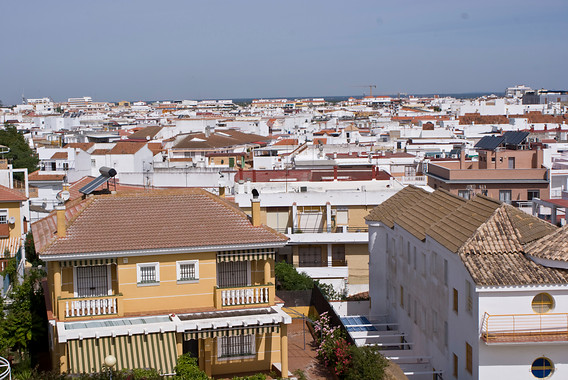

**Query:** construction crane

left=354, top=85, right=377, bottom=97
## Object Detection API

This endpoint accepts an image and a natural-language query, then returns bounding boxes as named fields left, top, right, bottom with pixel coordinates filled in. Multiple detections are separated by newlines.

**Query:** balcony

left=214, top=285, right=274, bottom=309
left=58, top=294, right=122, bottom=320
left=481, top=312, right=568, bottom=344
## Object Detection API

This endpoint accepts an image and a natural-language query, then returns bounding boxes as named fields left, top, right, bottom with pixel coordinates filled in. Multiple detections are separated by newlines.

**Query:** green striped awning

left=184, top=325, right=280, bottom=340
left=67, top=332, right=177, bottom=375
left=61, top=258, right=117, bottom=267
left=217, top=249, right=275, bottom=263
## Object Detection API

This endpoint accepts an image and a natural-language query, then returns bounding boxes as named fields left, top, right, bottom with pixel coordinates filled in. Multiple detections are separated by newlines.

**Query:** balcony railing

left=214, top=285, right=273, bottom=309
left=481, top=312, right=568, bottom=344
left=59, top=294, right=121, bottom=319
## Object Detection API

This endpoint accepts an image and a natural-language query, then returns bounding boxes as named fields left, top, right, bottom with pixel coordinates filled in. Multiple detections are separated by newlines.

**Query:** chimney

left=460, top=146, right=466, bottom=169
left=218, top=186, right=225, bottom=198
left=251, top=195, right=261, bottom=227
left=56, top=205, right=66, bottom=238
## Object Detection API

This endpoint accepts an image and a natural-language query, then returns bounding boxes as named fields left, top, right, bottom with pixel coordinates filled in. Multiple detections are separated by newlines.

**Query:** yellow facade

left=0, top=201, right=23, bottom=239
left=47, top=251, right=287, bottom=377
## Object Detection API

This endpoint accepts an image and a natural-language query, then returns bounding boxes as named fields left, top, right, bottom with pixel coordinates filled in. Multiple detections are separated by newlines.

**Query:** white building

left=366, top=186, right=568, bottom=380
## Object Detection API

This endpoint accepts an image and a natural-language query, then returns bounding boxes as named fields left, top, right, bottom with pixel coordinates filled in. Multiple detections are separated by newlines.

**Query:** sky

left=1, top=0, right=567, bottom=105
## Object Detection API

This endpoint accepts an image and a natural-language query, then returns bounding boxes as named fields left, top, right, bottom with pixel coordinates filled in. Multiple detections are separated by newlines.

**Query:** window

left=444, top=321, right=448, bottom=347
left=217, top=334, right=255, bottom=358
left=531, top=357, right=554, bottom=378
left=332, top=245, right=346, bottom=266
left=453, top=353, right=458, bottom=378
left=63, top=162, right=69, bottom=170
left=400, top=286, right=404, bottom=308
left=508, top=157, right=515, bottom=169
left=218, top=261, right=249, bottom=288
left=466, top=281, right=473, bottom=315
left=466, top=342, right=472, bottom=374
left=453, top=288, right=459, bottom=314
left=499, top=190, right=512, bottom=204
left=137, top=262, right=159, bottom=285
left=528, top=190, right=540, bottom=201
left=299, top=246, right=322, bottom=267
left=532, top=293, right=554, bottom=313
left=413, top=247, right=417, bottom=270
left=458, top=190, right=470, bottom=200
left=0, top=210, right=7, bottom=224
left=176, top=260, right=199, bottom=282
left=75, top=265, right=109, bottom=297
left=444, top=259, right=448, bottom=286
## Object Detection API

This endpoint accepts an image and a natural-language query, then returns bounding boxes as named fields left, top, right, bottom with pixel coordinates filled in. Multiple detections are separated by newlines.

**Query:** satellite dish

left=56, top=190, right=71, bottom=202
left=7, top=216, right=16, bottom=225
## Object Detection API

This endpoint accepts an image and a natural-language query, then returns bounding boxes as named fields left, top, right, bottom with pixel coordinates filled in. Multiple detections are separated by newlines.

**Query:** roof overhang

left=39, top=241, right=288, bottom=262
left=426, top=172, right=549, bottom=184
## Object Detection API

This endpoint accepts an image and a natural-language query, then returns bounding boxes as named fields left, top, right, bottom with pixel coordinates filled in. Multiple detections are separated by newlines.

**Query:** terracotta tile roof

left=109, top=141, right=146, bottom=155
left=459, top=113, right=509, bottom=125
left=368, top=188, right=567, bottom=286
left=0, top=184, right=27, bottom=202
left=50, top=152, right=68, bottom=160
left=273, top=139, right=298, bottom=146
left=67, top=176, right=144, bottom=202
left=37, top=188, right=287, bottom=257
left=396, top=190, right=466, bottom=241
left=28, top=171, right=66, bottom=181
left=64, top=143, right=95, bottom=151
left=127, top=126, right=163, bottom=140
left=91, top=149, right=111, bottom=155
left=365, top=186, right=430, bottom=227
left=525, top=225, right=568, bottom=263
left=174, top=130, right=268, bottom=150
left=428, top=195, right=502, bottom=253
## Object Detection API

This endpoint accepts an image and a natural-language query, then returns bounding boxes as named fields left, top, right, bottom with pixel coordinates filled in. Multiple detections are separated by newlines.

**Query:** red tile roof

left=64, top=143, right=95, bottom=151
left=36, top=188, right=287, bottom=257
left=109, top=141, right=146, bottom=155
left=273, top=139, right=298, bottom=146
left=50, top=152, right=68, bottom=160
left=0, top=184, right=27, bottom=202
left=28, top=171, right=66, bottom=181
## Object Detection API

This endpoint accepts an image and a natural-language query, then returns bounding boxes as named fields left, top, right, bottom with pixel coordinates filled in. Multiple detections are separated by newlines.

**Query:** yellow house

left=0, top=184, right=28, bottom=260
left=33, top=188, right=291, bottom=377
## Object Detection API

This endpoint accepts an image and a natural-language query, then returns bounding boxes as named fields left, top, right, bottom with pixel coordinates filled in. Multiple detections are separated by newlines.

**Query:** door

left=183, top=339, right=199, bottom=363
left=508, top=157, right=515, bottom=169
left=75, top=265, right=109, bottom=298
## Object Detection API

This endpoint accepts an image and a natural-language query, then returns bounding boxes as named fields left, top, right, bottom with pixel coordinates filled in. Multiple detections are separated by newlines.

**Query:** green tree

left=275, top=261, right=313, bottom=291
left=0, top=124, right=39, bottom=174
left=0, top=259, right=46, bottom=361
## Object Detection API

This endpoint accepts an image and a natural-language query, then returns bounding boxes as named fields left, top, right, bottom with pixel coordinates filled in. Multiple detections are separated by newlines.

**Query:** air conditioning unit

left=8, top=216, right=16, bottom=225
left=300, top=186, right=308, bottom=192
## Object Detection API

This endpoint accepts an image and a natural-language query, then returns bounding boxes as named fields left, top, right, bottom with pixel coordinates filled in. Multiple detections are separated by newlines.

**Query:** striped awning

left=0, top=237, right=21, bottom=258
left=184, top=325, right=280, bottom=340
left=67, top=332, right=177, bottom=375
left=61, top=258, right=117, bottom=267
left=217, top=249, right=275, bottom=263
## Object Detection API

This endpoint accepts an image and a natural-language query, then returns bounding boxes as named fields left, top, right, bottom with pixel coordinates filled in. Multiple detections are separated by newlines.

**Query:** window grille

left=217, top=261, right=248, bottom=288
left=76, top=265, right=108, bottom=298
left=179, top=263, right=195, bottom=280
left=218, top=335, right=255, bottom=358
left=137, top=263, right=159, bottom=284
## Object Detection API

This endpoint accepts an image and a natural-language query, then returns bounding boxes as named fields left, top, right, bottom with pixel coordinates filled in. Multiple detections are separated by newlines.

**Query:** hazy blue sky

left=1, top=0, right=567, bottom=105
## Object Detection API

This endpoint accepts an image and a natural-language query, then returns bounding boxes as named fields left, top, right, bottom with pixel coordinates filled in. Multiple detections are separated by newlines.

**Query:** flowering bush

left=313, top=312, right=352, bottom=378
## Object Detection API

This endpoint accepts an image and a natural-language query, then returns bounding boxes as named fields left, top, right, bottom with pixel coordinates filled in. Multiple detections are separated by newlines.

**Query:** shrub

left=232, top=374, right=266, bottom=380
left=313, top=312, right=351, bottom=378
left=274, top=261, right=313, bottom=291
left=174, top=354, right=209, bottom=380
left=344, top=345, right=388, bottom=380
